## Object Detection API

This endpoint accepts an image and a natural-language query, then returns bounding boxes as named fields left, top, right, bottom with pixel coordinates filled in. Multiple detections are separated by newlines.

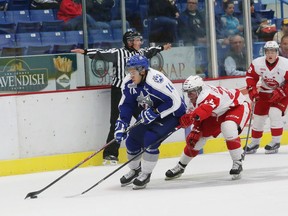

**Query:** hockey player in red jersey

left=244, top=41, right=288, bottom=154
left=165, top=75, right=251, bottom=180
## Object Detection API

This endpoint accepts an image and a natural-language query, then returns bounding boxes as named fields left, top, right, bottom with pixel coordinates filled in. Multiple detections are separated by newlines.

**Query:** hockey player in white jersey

left=114, top=55, right=186, bottom=189
left=165, top=75, right=251, bottom=180
left=244, top=41, right=288, bottom=154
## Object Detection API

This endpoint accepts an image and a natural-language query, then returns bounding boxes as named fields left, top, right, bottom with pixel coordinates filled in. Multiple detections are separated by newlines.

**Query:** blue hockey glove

left=140, top=108, right=159, bottom=124
left=114, top=120, right=129, bottom=143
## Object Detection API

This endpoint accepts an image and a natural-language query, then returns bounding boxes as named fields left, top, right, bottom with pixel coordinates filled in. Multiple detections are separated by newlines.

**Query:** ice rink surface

left=1, top=145, right=288, bottom=216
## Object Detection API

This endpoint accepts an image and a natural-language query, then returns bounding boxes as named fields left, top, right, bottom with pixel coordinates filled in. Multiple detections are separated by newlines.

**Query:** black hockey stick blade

left=25, top=120, right=142, bottom=199
left=75, top=125, right=181, bottom=196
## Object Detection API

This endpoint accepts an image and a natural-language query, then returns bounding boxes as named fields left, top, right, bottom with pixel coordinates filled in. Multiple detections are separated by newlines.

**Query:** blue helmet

left=126, top=55, right=149, bottom=71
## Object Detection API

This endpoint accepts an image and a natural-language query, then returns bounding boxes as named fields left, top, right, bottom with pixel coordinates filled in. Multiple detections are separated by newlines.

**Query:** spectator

left=178, top=0, right=206, bottom=46
left=238, top=0, right=262, bottom=41
left=273, top=18, right=288, bottom=44
left=219, top=1, right=243, bottom=45
left=148, top=0, right=179, bottom=43
left=57, top=0, right=98, bottom=31
left=30, top=0, right=61, bottom=10
left=279, top=35, right=288, bottom=58
left=223, top=34, right=247, bottom=76
left=86, top=0, right=115, bottom=22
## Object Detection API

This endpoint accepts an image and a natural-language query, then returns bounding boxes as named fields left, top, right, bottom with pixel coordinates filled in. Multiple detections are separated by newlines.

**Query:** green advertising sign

left=0, top=54, right=77, bottom=93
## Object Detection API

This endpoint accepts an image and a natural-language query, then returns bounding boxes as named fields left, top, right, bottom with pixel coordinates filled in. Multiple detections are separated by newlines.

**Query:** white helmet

left=182, top=75, right=204, bottom=93
left=264, top=41, right=279, bottom=51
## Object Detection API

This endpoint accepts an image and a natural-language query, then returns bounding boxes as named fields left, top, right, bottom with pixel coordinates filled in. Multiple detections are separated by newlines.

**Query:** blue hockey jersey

left=118, top=68, right=186, bottom=125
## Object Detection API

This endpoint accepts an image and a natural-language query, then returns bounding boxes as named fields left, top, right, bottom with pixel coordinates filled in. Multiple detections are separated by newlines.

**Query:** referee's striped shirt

left=85, top=46, right=164, bottom=88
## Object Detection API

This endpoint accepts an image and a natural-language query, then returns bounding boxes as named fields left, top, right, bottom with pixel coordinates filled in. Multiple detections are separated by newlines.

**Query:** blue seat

left=110, top=19, right=130, bottom=29
left=7, top=0, right=30, bottom=10
left=65, top=30, right=84, bottom=47
left=0, top=11, right=6, bottom=23
left=0, top=33, right=15, bottom=48
left=256, top=10, right=275, bottom=20
left=16, top=32, right=41, bottom=47
left=253, top=42, right=265, bottom=59
left=89, top=29, right=113, bottom=49
left=5, top=10, right=31, bottom=23
left=0, top=22, right=16, bottom=34
left=41, top=31, right=66, bottom=45
left=40, top=20, right=64, bottom=32
left=30, top=9, right=55, bottom=22
left=16, top=21, right=41, bottom=33
left=95, top=21, right=111, bottom=30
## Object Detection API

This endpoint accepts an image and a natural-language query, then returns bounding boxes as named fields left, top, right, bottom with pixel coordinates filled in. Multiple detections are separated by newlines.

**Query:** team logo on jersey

left=263, top=76, right=279, bottom=89
left=137, top=91, right=153, bottom=108
left=152, top=74, right=164, bottom=83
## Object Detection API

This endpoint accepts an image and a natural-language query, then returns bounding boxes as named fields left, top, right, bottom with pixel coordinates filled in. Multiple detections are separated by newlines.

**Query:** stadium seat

left=7, top=0, right=30, bottom=10
left=5, top=10, right=31, bottom=23
left=89, top=29, right=113, bottom=49
left=256, top=10, right=275, bottom=20
left=41, top=31, right=66, bottom=45
left=0, top=33, right=16, bottom=48
left=1, top=46, right=26, bottom=57
left=16, top=32, right=41, bottom=47
left=40, top=20, right=64, bottom=32
left=253, top=41, right=265, bottom=59
left=65, top=30, right=84, bottom=47
left=0, top=10, right=6, bottom=23
left=16, top=21, right=41, bottom=33
left=26, top=45, right=51, bottom=55
left=30, top=9, right=55, bottom=22
left=95, top=21, right=111, bottom=30
left=0, top=23, right=16, bottom=34
left=110, top=20, right=130, bottom=29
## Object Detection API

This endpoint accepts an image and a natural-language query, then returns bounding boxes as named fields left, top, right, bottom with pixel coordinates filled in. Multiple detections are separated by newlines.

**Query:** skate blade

left=265, top=149, right=279, bottom=154
left=121, top=180, right=135, bottom=187
left=132, top=184, right=147, bottom=190
left=245, top=149, right=257, bottom=154
left=165, top=174, right=182, bottom=181
left=231, top=174, right=242, bottom=180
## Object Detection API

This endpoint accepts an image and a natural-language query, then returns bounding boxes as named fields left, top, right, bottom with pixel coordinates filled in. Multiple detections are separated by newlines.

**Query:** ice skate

left=132, top=172, right=151, bottom=190
left=265, top=142, right=280, bottom=154
left=103, top=155, right=119, bottom=166
left=230, top=160, right=242, bottom=180
left=243, top=143, right=259, bottom=154
left=120, top=166, right=141, bottom=187
left=165, top=163, right=185, bottom=180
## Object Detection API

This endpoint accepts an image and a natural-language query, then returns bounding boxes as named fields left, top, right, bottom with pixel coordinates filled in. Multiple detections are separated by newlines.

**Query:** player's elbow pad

left=194, top=104, right=213, bottom=121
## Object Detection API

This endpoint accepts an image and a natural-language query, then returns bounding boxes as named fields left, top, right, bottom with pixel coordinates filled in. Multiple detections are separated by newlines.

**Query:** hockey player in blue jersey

left=114, top=55, right=186, bottom=189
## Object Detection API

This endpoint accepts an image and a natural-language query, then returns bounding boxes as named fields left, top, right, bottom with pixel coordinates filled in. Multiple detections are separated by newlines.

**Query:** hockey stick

left=71, top=125, right=181, bottom=197
left=242, top=101, right=255, bottom=160
left=24, top=120, right=142, bottom=199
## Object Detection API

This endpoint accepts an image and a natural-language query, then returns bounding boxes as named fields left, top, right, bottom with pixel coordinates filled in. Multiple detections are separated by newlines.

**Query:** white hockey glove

left=140, top=108, right=159, bottom=124
left=114, top=119, right=129, bottom=143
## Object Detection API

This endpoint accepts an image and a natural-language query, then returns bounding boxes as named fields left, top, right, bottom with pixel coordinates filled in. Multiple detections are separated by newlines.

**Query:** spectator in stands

left=57, top=0, right=98, bottom=31
left=238, top=0, right=262, bottom=41
left=279, top=35, right=288, bottom=58
left=148, top=0, right=179, bottom=44
left=223, top=34, right=246, bottom=76
left=273, top=18, right=288, bottom=44
left=30, top=0, right=61, bottom=10
left=219, top=1, right=243, bottom=45
left=86, top=0, right=115, bottom=22
left=178, top=0, right=206, bottom=46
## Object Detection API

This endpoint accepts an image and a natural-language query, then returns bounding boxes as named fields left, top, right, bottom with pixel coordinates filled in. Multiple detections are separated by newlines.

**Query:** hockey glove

left=247, top=86, right=259, bottom=101
left=114, top=119, right=129, bottom=143
left=186, top=127, right=201, bottom=147
left=269, top=87, right=286, bottom=103
left=180, top=113, right=195, bottom=128
left=140, top=108, right=159, bottom=124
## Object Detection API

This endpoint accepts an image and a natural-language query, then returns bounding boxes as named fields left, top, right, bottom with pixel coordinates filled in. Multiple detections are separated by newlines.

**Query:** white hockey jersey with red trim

left=246, top=56, right=288, bottom=93
left=191, top=84, right=246, bottom=117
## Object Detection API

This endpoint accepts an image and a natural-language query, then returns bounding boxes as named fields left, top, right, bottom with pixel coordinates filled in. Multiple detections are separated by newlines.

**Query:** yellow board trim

left=0, top=131, right=287, bottom=176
